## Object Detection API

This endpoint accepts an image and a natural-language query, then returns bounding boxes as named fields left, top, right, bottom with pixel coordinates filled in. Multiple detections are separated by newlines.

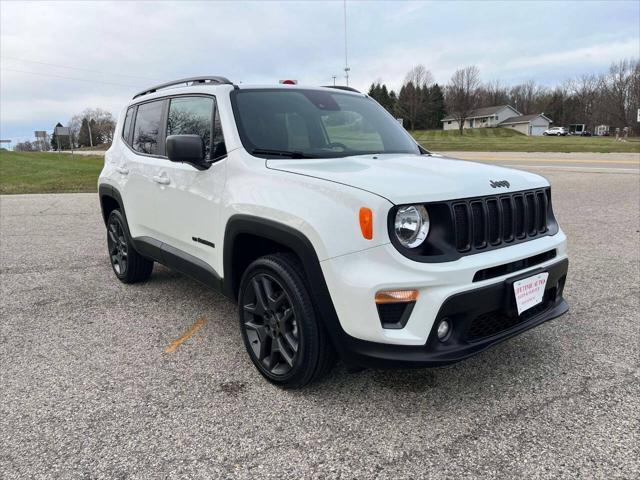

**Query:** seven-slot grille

left=452, top=189, right=550, bottom=252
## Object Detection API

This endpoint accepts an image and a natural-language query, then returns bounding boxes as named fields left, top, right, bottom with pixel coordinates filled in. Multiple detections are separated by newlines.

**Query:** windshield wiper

left=251, top=148, right=317, bottom=159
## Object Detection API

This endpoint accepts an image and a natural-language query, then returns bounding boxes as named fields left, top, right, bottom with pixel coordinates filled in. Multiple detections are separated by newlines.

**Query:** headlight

left=394, top=205, right=429, bottom=248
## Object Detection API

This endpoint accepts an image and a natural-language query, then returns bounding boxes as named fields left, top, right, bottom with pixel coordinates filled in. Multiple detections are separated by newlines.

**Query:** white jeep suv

left=99, top=77, right=569, bottom=388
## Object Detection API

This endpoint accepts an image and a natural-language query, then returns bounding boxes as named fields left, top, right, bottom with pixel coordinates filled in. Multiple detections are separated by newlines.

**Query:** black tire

left=238, top=253, right=336, bottom=388
left=106, top=209, right=153, bottom=284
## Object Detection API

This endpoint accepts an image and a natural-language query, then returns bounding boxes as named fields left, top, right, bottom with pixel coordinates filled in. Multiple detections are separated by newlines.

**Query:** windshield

left=231, top=88, right=422, bottom=158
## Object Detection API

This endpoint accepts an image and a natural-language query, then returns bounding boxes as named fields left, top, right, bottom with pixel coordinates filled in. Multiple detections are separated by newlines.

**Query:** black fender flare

left=98, top=184, right=141, bottom=255
left=98, top=183, right=128, bottom=227
left=223, top=214, right=352, bottom=359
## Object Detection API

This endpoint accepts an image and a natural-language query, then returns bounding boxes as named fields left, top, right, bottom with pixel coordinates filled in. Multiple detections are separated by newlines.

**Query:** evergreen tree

left=78, top=118, right=91, bottom=147
left=378, top=84, right=396, bottom=114
left=426, top=84, right=446, bottom=129
left=368, top=82, right=396, bottom=114
left=90, top=118, right=99, bottom=146
left=50, top=124, right=60, bottom=151
left=50, top=122, right=70, bottom=150
left=396, top=81, right=421, bottom=130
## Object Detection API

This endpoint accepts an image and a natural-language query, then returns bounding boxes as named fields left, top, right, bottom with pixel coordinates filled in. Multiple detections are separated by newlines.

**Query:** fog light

left=437, top=319, right=451, bottom=341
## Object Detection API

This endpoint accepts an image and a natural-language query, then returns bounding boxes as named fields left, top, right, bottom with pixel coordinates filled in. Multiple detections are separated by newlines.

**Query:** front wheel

left=238, top=253, right=335, bottom=388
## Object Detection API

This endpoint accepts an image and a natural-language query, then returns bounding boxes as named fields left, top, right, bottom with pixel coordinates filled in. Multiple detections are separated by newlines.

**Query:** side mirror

left=166, top=134, right=207, bottom=169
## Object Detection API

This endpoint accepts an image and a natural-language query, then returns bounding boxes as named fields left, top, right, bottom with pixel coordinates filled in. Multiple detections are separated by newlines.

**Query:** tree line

left=13, top=57, right=639, bottom=151
left=368, top=65, right=446, bottom=131
left=15, top=108, right=116, bottom=151
left=369, top=58, right=639, bottom=134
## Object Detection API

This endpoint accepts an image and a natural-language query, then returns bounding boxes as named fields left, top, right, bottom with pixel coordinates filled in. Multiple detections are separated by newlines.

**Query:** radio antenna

left=343, top=0, right=350, bottom=86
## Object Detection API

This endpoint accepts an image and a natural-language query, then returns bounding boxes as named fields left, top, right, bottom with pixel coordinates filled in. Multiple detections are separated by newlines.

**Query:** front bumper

left=321, top=231, right=568, bottom=345
left=337, top=258, right=568, bottom=368
left=318, top=231, right=569, bottom=368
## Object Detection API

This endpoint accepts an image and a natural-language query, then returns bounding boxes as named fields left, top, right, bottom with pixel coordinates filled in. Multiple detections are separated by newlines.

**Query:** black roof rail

left=322, top=85, right=361, bottom=93
left=133, top=76, right=233, bottom=99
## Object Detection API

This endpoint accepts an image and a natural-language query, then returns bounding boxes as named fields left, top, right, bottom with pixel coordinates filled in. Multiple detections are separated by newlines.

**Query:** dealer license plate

left=513, top=272, right=549, bottom=315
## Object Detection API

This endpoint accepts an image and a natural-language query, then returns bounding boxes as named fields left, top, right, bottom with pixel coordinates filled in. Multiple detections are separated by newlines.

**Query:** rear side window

left=132, top=100, right=164, bottom=155
left=122, top=107, right=134, bottom=145
left=167, top=97, right=214, bottom=159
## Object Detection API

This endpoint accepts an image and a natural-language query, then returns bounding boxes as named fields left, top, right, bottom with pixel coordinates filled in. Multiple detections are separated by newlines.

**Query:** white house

left=442, top=105, right=553, bottom=136
left=499, top=113, right=553, bottom=136
left=442, top=105, right=520, bottom=131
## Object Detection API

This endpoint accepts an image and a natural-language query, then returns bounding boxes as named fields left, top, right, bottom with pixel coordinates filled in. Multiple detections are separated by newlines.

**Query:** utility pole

left=87, top=120, right=93, bottom=148
left=332, top=75, right=337, bottom=86
left=343, top=0, right=350, bottom=86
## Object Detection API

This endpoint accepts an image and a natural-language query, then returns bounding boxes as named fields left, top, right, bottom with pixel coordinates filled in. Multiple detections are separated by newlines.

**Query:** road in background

left=1, top=169, right=639, bottom=479
left=441, top=151, right=640, bottom=174
left=60, top=149, right=640, bottom=173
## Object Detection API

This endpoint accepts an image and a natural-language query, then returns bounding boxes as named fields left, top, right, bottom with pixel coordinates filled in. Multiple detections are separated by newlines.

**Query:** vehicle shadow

left=149, top=265, right=565, bottom=404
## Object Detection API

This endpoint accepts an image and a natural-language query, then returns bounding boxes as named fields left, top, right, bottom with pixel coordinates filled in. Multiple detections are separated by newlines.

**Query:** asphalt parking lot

left=1, top=168, right=639, bottom=479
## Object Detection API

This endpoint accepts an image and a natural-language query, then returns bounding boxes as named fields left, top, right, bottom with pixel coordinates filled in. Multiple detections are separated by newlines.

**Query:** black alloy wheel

left=242, top=273, right=299, bottom=375
left=108, top=214, right=128, bottom=276
left=238, top=254, right=335, bottom=388
left=106, top=209, right=153, bottom=283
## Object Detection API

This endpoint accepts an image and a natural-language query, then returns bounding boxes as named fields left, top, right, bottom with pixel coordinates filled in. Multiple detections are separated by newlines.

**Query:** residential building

left=442, top=105, right=553, bottom=136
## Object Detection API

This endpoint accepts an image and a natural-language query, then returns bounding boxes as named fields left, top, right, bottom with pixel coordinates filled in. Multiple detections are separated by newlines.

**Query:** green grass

left=2, top=131, right=639, bottom=194
left=0, top=151, right=104, bottom=194
left=411, top=128, right=640, bottom=153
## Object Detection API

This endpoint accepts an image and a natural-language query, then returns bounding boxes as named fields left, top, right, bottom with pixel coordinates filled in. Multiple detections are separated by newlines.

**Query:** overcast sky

left=1, top=0, right=638, bottom=145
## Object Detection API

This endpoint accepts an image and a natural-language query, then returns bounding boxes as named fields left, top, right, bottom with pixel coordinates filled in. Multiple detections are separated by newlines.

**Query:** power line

left=1, top=68, right=142, bottom=88
left=1, top=56, right=161, bottom=81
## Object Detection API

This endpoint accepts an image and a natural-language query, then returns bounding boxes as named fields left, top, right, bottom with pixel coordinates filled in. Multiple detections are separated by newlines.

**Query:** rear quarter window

left=122, top=107, right=134, bottom=145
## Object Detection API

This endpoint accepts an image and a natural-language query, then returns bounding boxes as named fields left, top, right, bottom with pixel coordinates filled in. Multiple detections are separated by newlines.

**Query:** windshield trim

left=230, top=87, right=425, bottom=159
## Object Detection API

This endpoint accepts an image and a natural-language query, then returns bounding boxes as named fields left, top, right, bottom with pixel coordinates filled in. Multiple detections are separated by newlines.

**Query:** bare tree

left=601, top=59, right=637, bottom=128
left=478, top=79, right=509, bottom=107
left=396, top=65, right=433, bottom=130
left=14, top=141, right=35, bottom=152
left=509, top=80, right=545, bottom=114
left=404, top=64, right=433, bottom=88
left=69, top=107, right=116, bottom=146
left=567, top=74, right=598, bottom=128
left=445, top=66, right=481, bottom=134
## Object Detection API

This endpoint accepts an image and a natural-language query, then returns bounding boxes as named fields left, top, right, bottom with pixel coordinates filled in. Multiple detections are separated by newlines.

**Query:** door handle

left=153, top=175, right=171, bottom=185
left=115, top=166, right=129, bottom=175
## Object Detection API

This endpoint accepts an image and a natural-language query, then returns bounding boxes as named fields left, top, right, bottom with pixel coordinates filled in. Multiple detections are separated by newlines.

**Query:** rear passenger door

left=120, top=98, right=168, bottom=242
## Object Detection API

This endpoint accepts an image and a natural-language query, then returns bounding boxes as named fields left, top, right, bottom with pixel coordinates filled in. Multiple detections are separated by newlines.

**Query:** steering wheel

left=325, top=142, right=349, bottom=151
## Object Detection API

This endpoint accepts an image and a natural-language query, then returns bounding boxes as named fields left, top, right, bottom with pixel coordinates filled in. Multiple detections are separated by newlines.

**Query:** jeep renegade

left=98, top=76, right=569, bottom=388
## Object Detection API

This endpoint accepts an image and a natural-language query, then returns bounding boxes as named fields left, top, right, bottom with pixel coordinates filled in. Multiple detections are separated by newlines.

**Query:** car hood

left=266, top=153, right=548, bottom=204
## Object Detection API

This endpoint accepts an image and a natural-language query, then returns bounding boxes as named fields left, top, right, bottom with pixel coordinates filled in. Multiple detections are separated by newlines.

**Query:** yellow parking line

left=165, top=316, right=206, bottom=353
left=472, top=157, right=639, bottom=165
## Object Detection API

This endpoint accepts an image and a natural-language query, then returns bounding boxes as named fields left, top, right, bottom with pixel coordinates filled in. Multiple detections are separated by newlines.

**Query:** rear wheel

left=238, top=253, right=335, bottom=388
left=107, top=209, right=153, bottom=283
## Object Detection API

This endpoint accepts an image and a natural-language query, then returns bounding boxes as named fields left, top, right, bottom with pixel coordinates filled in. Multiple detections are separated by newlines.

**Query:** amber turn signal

left=359, top=207, right=373, bottom=240
left=375, top=289, right=419, bottom=304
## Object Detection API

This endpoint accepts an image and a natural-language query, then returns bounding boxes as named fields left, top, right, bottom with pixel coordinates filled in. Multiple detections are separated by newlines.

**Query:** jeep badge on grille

left=490, top=180, right=510, bottom=188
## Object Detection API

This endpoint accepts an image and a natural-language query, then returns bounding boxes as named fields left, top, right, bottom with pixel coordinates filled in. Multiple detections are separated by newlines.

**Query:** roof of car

left=131, top=76, right=362, bottom=101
